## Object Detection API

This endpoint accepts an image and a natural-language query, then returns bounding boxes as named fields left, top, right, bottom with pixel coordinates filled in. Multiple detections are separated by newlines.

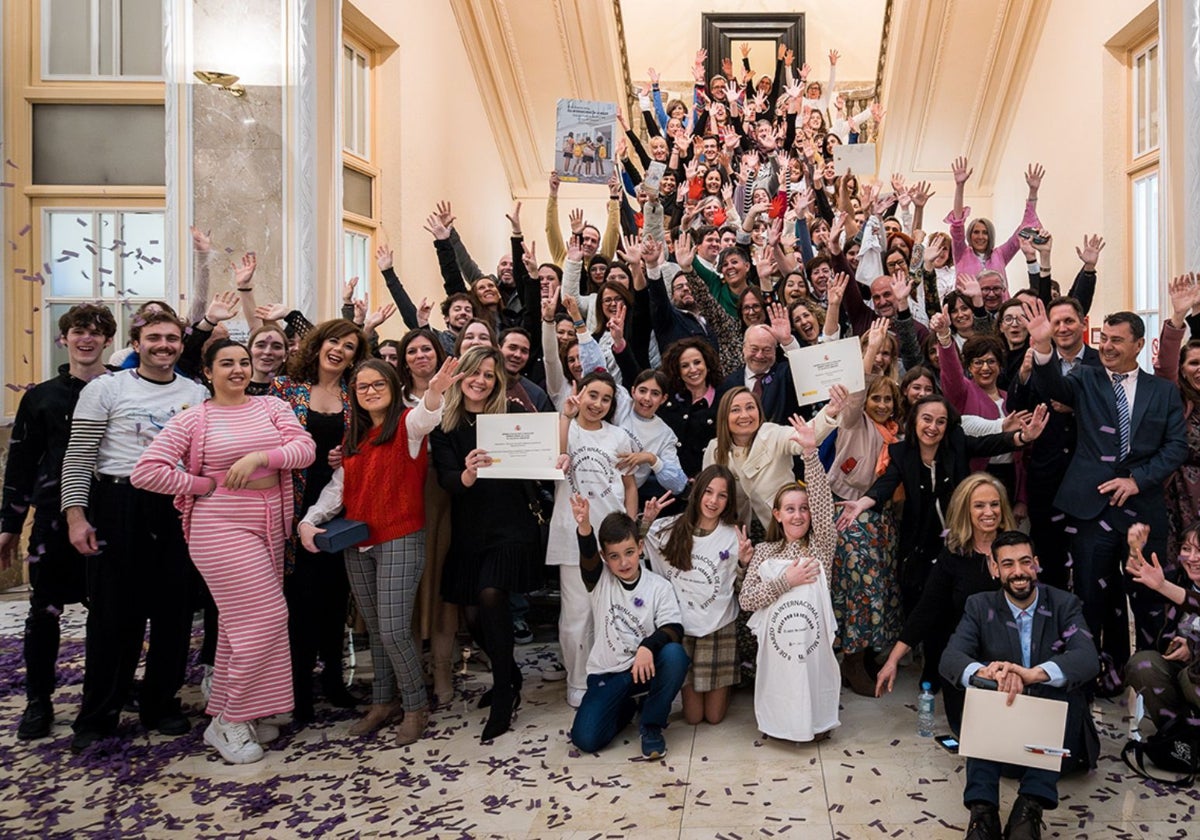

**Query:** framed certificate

left=475, top=412, right=565, bottom=480
left=786, top=337, right=866, bottom=406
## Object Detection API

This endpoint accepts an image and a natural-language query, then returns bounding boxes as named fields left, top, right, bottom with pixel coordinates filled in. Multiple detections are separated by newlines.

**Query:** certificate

left=959, top=687, right=1068, bottom=771
left=833, top=142, right=877, bottom=177
left=475, top=412, right=564, bottom=480
left=786, top=337, right=866, bottom=407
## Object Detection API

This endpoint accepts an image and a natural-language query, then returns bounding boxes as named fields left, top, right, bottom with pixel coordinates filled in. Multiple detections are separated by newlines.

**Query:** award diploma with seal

left=786, top=337, right=866, bottom=406
left=475, top=412, right=564, bottom=480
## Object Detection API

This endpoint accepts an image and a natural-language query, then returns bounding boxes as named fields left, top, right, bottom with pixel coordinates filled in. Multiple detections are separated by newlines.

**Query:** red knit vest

left=343, top=409, right=428, bottom=545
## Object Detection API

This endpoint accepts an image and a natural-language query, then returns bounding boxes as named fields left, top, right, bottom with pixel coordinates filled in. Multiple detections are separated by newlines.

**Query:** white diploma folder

left=474, top=412, right=565, bottom=481
left=786, top=337, right=866, bottom=407
left=833, top=142, right=877, bottom=178
left=959, top=686, right=1068, bottom=771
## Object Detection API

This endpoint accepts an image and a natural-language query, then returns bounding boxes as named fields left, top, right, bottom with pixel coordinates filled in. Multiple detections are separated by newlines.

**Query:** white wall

left=991, top=0, right=1149, bottom=317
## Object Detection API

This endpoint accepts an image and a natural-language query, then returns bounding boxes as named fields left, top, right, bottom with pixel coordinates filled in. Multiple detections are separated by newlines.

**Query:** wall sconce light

left=193, top=70, right=246, bottom=97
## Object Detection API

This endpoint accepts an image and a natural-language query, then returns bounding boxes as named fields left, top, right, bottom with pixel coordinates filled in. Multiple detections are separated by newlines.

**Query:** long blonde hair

left=944, top=472, right=1014, bottom=554
left=440, top=346, right=507, bottom=432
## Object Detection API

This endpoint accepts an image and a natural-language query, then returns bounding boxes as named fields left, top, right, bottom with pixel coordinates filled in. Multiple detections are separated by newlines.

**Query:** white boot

left=204, top=715, right=265, bottom=764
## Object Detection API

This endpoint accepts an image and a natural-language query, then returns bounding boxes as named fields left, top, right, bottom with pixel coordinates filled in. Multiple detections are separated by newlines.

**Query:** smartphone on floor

left=935, top=734, right=959, bottom=754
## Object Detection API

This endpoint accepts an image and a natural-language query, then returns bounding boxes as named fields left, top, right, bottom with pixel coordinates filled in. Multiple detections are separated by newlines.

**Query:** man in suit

left=1006, top=296, right=1103, bottom=589
left=941, top=531, right=1099, bottom=840
left=1022, top=297, right=1188, bottom=692
left=718, top=318, right=801, bottom=425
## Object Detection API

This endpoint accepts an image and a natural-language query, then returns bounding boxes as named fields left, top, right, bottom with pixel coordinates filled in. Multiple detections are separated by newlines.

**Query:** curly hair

left=286, top=318, right=367, bottom=383
left=661, top=337, right=721, bottom=395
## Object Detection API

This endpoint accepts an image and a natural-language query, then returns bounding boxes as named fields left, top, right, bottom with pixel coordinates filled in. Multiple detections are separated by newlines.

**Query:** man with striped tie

left=1022, top=297, right=1188, bottom=696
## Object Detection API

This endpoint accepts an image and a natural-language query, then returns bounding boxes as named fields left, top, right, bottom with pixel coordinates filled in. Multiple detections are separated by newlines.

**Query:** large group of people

left=1, top=41, right=1197, bottom=840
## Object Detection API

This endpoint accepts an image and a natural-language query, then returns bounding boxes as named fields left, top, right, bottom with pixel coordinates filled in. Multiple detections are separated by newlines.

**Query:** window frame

left=1125, top=34, right=1160, bottom=371
left=39, top=0, right=165, bottom=82
left=340, top=27, right=380, bottom=310
left=1129, top=39, right=1159, bottom=161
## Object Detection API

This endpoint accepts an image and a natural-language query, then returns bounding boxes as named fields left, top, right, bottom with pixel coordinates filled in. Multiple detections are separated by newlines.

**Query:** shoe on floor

left=640, top=724, right=667, bottom=759
left=513, top=619, right=534, bottom=646
left=394, top=707, right=429, bottom=747
left=147, top=711, right=191, bottom=737
left=248, top=719, right=280, bottom=744
left=69, top=728, right=110, bottom=754
left=1004, top=794, right=1045, bottom=840
left=204, top=715, right=265, bottom=764
left=542, top=662, right=567, bottom=682
left=964, top=801, right=1001, bottom=840
left=322, top=680, right=361, bottom=708
left=566, top=687, right=586, bottom=709
left=349, top=702, right=402, bottom=736
left=18, top=700, right=53, bottom=741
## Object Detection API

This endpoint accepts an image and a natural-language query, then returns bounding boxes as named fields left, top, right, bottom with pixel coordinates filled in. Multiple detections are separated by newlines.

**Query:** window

left=42, top=209, right=167, bottom=374
left=1131, top=41, right=1159, bottom=158
left=343, top=228, right=370, bottom=301
left=342, top=41, right=372, bottom=159
left=42, top=0, right=164, bottom=80
left=1131, top=171, right=1159, bottom=371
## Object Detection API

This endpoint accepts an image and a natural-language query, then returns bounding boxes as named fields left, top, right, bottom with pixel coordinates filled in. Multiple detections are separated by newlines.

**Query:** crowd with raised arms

left=1, top=39, right=1197, bottom=840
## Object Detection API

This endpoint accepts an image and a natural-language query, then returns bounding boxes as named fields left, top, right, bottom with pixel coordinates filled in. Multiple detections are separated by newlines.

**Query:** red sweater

left=343, top=411, right=428, bottom=544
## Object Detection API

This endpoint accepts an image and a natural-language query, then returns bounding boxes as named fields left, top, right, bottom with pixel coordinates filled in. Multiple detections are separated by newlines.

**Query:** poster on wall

left=555, top=99, right=617, bottom=184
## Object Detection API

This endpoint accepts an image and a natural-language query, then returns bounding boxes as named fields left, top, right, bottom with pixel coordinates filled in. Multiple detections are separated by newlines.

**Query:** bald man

left=717, top=324, right=802, bottom=425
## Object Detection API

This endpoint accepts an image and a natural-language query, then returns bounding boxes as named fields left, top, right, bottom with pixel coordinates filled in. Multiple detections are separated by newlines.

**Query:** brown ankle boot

left=841, top=650, right=876, bottom=697
left=349, top=701, right=401, bottom=736
left=394, top=707, right=429, bottom=746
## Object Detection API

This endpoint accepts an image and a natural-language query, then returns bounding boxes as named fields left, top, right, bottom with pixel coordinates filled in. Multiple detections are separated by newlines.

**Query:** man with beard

left=941, top=531, right=1099, bottom=840
left=546, top=171, right=622, bottom=295
left=60, top=310, right=209, bottom=752
left=640, top=232, right=716, bottom=353
left=498, top=327, right=553, bottom=412
left=0, top=304, right=117, bottom=740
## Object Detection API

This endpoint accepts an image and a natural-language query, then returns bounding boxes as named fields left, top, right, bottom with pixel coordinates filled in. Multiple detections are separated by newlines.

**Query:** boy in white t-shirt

left=567, top=494, right=688, bottom=759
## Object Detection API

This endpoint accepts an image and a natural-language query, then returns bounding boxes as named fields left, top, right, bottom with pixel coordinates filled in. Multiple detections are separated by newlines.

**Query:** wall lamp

left=193, top=71, right=246, bottom=97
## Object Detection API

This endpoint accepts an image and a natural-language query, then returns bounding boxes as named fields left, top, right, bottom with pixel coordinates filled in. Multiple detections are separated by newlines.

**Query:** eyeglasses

left=742, top=304, right=764, bottom=314
left=969, top=358, right=999, bottom=369
left=354, top=380, right=389, bottom=394
left=1000, top=315, right=1025, bottom=326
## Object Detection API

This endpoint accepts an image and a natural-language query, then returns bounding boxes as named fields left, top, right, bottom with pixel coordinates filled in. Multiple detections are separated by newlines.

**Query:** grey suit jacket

left=940, top=584, right=1101, bottom=769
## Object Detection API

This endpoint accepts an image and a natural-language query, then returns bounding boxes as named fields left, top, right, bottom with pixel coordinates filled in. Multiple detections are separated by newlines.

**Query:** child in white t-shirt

left=615, top=369, right=688, bottom=508
left=644, top=464, right=752, bottom=725
left=567, top=494, right=688, bottom=759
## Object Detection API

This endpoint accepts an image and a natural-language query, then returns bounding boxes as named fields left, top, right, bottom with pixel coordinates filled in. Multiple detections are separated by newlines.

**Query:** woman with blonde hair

left=873, top=472, right=1014, bottom=733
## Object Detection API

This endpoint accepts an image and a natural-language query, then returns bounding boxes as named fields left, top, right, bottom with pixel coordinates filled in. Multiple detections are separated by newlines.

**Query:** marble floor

left=0, top=591, right=1195, bottom=839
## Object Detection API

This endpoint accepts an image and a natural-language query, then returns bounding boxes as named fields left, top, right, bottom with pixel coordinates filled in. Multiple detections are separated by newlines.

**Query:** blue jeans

left=963, top=758, right=1059, bottom=808
left=570, top=643, right=689, bottom=753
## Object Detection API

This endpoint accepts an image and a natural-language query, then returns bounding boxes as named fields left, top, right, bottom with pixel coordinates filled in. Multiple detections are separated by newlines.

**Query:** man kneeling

left=568, top=494, right=689, bottom=759
left=940, top=531, right=1100, bottom=840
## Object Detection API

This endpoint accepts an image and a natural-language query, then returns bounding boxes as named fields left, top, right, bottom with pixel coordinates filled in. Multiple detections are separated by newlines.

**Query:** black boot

left=964, top=802, right=1001, bottom=840
left=1004, top=794, right=1045, bottom=840
left=17, top=699, right=53, bottom=740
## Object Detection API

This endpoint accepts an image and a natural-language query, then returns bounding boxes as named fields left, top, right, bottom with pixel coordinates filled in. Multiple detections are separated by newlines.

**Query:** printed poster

left=555, top=99, right=617, bottom=184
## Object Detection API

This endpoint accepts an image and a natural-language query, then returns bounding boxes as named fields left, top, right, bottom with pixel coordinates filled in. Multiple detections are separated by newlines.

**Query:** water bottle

left=917, top=681, right=935, bottom=737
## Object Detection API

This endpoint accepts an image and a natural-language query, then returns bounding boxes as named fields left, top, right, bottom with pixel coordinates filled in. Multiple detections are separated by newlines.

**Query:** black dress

left=430, top=407, right=541, bottom=606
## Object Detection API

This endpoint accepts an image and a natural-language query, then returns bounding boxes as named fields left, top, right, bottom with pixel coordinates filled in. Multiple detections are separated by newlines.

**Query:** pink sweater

left=944, top=200, right=1041, bottom=291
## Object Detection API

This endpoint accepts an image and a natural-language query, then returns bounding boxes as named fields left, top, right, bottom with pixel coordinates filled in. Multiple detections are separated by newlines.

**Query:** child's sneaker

left=640, top=724, right=667, bottom=759
left=204, top=715, right=265, bottom=764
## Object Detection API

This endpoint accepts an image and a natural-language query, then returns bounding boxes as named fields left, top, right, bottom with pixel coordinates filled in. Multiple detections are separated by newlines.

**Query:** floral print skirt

left=830, top=505, right=902, bottom=654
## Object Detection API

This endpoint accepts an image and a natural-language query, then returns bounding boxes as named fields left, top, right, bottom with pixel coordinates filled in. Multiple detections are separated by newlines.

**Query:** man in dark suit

left=1006, top=296, right=1103, bottom=589
left=718, top=318, right=801, bottom=425
left=1022, top=298, right=1188, bottom=691
left=941, top=531, right=1099, bottom=840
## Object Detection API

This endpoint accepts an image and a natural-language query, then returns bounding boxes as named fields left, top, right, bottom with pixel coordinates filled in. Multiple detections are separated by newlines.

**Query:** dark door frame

left=699, top=12, right=804, bottom=84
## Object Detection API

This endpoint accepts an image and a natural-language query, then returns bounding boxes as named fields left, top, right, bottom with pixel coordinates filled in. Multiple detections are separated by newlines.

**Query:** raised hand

left=956, top=272, right=982, bottom=305
left=735, top=524, right=754, bottom=566
left=416, top=296, right=433, bottom=328
left=549, top=171, right=561, bottom=197
left=205, top=290, right=240, bottom=324
left=766, top=301, right=793, bottom=345
left=376, top=244, right=394, bottom=271
left=674, top=231, right=696, bottom=272
left=829, top=48, right=841, bottom=66
left=521, top=239, right=539, bottom=275
left=505, top=201, right=523, bottom=236
left=363, top=302, right=397, bottom=334
left=641, top=235, right=663, bottom=268
left=1024, top=162, right=1046, bottom=193
left=568, top=207, right=585, bottom=236
left=721, top=56, right=734, bottom=77
left=540, top=280, right=560, bottom=322
left=889, top=273, right=913, bottom=311
left=352, top=295, right=368, bottom=326
left=255, top=303, right=288, bottom=322
left=1001, top=410, right=1033, bottom=434
left=232, top=252, right=257, bottom=289
left=788, top=413, right=817, bottom=451
left=1020, top=296, right=1052, bottom=352
left=866, top=316, right=891, bottom=352
left=566, top=233, right=583, bottom=263
left=435, top=200, right=455, bottom=229
left=641, top=491, right=675, bottom=525
left=190, top=225, right=212, bottom=253
left=1169, top=272, right=1200, bottom=322
left=740, top=42, right=751, bottom=59
left=826, top=271, right=849, bottom=307
left=1021, top=403, right=1050, bottom=443
left=951, top=156, right=973, bottom=186
left=607, top=301, right=627, bottom=347
left=910, top=180, right=934, bottom=207
left=930, top=306, right=951, bottom=341
left=617, top=233, right=644, bottom=266
left=427, top=356, right=463, bottom=397
left=423, top=213, right=451, bottom=240
left=1032, top=228, right=1053, bottom=256
left=341, top=275, right=360, bottom=305
left=561, top=292, right=582, bottom=322
left=825, top=383, right=850, bottom=418
left=1017, top=232, right=1038, bottom=263
left=1075, top=234, right=1105, bottom=271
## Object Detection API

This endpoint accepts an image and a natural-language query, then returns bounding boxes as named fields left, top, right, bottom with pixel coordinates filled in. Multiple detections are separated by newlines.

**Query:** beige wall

left=348, top=0, right=513, bottom=336
left=990, top=0, right=1150, bottom=317
left=623, top=0, right=885, bottom=94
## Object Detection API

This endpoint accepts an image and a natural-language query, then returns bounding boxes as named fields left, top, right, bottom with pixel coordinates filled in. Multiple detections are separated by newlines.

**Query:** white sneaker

left=200, top=665, right=214, bottom=702
left=566, top=687, right=586, bottom=709
left=541, top=662, right=568, bottom=682
left=204, top=715, right=265, bottom=764
left=248, top=719, right=279, bottom=744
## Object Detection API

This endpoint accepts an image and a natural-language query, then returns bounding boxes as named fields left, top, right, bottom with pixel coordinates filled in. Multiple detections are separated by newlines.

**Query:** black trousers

left=73, top=481, right=194, bottom=735
left=1027, top=475, right=1071, bottom=590
left=24, top=515, right=87, bottom=703
left=285, top=544, right=350, bottom=709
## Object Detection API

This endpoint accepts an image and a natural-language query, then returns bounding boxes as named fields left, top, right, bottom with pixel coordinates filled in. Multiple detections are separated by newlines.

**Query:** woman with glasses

left=930, top=307, right=1028, bottom=511
left=298, top=357, right=460, bottom=745
left=994, top=297, right=1030, bottom=392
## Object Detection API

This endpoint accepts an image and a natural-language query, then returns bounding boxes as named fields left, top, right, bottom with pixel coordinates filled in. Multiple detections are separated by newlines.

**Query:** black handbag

left=314, top=518, right=369, bottom=553
left=1121, top=715, right=1200, bottom=786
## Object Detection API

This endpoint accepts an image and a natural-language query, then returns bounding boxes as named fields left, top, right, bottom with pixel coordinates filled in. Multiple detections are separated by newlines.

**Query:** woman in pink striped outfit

left=131, top=339, right=316, bottom=764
